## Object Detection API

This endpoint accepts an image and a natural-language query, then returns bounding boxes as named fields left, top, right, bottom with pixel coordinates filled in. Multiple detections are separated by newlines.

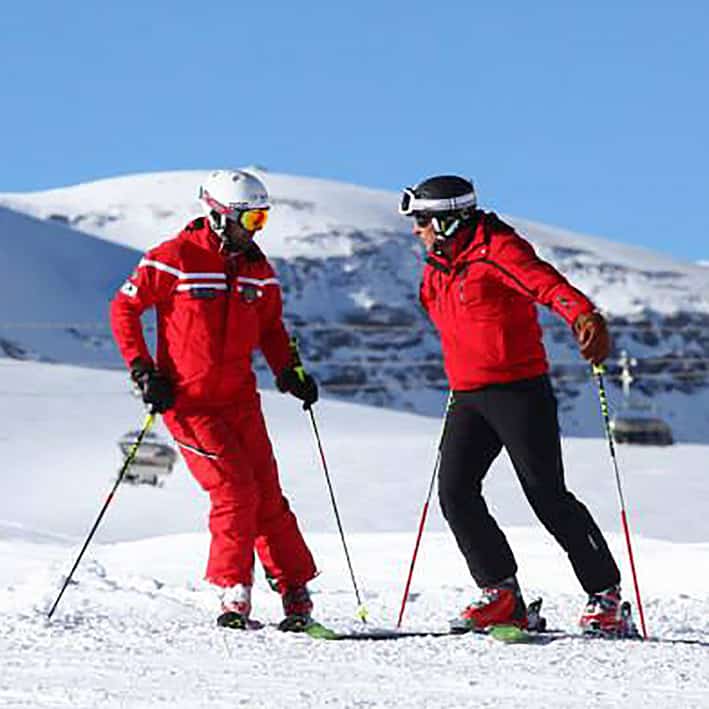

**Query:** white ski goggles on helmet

left=398, top=187, right=477, bottom=217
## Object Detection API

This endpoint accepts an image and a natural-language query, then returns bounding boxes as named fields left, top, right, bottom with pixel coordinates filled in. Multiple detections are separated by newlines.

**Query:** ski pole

left=592, top=364, right=648, bottom=639
left=397, top=392, right=453, bottom=628
left=306, top=406, right=368, bottom=623
left=47, top=411, right=155, bottom=620
left=289, top=337, right=368, bottom=623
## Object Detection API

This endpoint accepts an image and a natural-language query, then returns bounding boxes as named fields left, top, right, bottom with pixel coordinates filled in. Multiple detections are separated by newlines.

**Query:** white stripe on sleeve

left=175, top=283, right=229, bottom=292
left=138, top=259, right=226, bottom=281
left=236, top=276, right=280, bottom=287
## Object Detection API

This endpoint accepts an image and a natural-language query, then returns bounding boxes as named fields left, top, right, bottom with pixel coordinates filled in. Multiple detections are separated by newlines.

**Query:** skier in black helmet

left=401, top=174, right=636, bottom=637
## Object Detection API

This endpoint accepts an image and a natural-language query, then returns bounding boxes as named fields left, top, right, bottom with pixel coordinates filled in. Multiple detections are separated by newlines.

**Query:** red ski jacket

left=110, top=218, right=292, bottom=410
left=420, top=211, right=595, bottom=390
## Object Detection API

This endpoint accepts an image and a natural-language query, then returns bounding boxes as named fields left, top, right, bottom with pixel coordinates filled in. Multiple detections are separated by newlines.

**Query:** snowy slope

left=1, top=170, right=708, bottom=442
left=1, top=361, right=708, bottom=708
left=1, top=361, right=708, bottom=544
left=3, top=531, right=709, bottom=709
left=0, top=207, right=139, bottom=365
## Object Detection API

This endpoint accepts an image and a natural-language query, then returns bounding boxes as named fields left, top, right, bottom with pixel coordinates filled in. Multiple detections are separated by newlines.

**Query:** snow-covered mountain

left=0, top=206, right=138, bottom=365
left=1, top=169, right=708, bottom=441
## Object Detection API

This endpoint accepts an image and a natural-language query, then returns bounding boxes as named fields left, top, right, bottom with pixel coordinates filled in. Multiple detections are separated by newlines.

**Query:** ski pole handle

left=289, top=337, right=307, bottom=383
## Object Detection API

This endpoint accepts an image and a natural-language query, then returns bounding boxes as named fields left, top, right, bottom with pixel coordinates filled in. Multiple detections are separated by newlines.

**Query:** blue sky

left=2, top=1, right=707, bottom=261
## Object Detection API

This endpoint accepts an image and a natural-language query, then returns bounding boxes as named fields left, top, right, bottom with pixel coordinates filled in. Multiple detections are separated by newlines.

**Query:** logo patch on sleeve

left=556, top=295, right=576, bottom=310
left=120, top=281, right=138, bottom=297
left=238, top=284, right=262, bottom=303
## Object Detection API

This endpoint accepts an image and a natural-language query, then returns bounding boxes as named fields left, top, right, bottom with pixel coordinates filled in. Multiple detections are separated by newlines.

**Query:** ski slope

left=1, top=361, right=708, bottom=708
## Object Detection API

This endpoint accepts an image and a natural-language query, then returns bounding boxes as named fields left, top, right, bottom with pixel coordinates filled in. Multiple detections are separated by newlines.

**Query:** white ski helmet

left=198, top=169, right=270, bottom=235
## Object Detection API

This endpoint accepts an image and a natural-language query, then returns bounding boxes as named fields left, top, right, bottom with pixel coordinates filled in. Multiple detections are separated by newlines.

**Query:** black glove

left=276, top=366, right=319, bottom=410
left=130, top=359, right=175, bottom=413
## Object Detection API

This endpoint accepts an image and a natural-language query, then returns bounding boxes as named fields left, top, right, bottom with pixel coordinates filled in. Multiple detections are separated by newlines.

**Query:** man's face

left=412, top=218, right=437, bottom=252
left=223, top=218, right=255, bottom=252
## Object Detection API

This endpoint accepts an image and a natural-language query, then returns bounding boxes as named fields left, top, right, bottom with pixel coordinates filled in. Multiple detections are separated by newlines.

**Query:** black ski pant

left=438, top=375, right=620, bottom=595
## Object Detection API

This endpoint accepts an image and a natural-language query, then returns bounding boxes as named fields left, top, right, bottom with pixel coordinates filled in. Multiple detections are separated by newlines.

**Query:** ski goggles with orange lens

left=237, top=208, right=269, bottom=231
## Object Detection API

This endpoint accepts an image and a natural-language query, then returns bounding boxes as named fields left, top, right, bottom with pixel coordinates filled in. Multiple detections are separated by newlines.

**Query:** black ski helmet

left=399, top=175, right=477, bottom=238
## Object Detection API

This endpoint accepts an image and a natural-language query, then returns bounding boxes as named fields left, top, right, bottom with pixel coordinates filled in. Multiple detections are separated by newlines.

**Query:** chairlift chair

left=610, top=350, right=675, bottom=446
left=117, top=430, right=177, bottom=486
left=609, top=415, right=674, bottom=446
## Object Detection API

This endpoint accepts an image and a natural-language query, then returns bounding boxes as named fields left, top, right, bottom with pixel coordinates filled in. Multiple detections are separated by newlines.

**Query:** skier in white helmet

left=199, top=169, right=271, bottom=251
left=111, top=169, right=319, bottom=631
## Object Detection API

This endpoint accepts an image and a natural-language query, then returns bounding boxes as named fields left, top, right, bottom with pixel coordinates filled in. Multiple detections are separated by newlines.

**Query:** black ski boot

left=277, top=585, right=313, bottom=632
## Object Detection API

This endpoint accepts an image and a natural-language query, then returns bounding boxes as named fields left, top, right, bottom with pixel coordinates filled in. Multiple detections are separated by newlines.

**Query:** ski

left=274, top=597, right=550, bottom=643
left=333, top=626, right=545, bottom=643
left=276, top=615, right=339, bottom=640
left=304, top=625, right=551, bottom=643
left=515, top=628, right=708, bottom=647
left=217, top=596, right=706, bottom=646
left=275, top=616, right=547, bottom=643
left=328, top=628, right=453, bottom=641
left=221, top=616, right=707, bottom=647
left=488, top=625, right=541, bottom=644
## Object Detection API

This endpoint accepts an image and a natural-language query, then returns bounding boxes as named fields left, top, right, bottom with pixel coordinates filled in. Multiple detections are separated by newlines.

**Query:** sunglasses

left=236, top=208, right=269, bottom=231
left=414, top=213, right=433, bottom=227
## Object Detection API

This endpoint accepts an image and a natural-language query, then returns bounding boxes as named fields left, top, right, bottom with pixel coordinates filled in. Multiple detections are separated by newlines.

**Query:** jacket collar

left=182, top=217, right=223, bottom=253
left=425, top=211, right=486, bottom=272
left=181, top=218, right=265, bottom=263
left=452, top=213, right=488, bottom=263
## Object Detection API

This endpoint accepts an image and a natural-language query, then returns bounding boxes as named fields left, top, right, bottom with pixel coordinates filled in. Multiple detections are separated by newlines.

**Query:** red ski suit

left=110, top=218, right=316, bottom=589
left=420, top=212, right=595, bottom=389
